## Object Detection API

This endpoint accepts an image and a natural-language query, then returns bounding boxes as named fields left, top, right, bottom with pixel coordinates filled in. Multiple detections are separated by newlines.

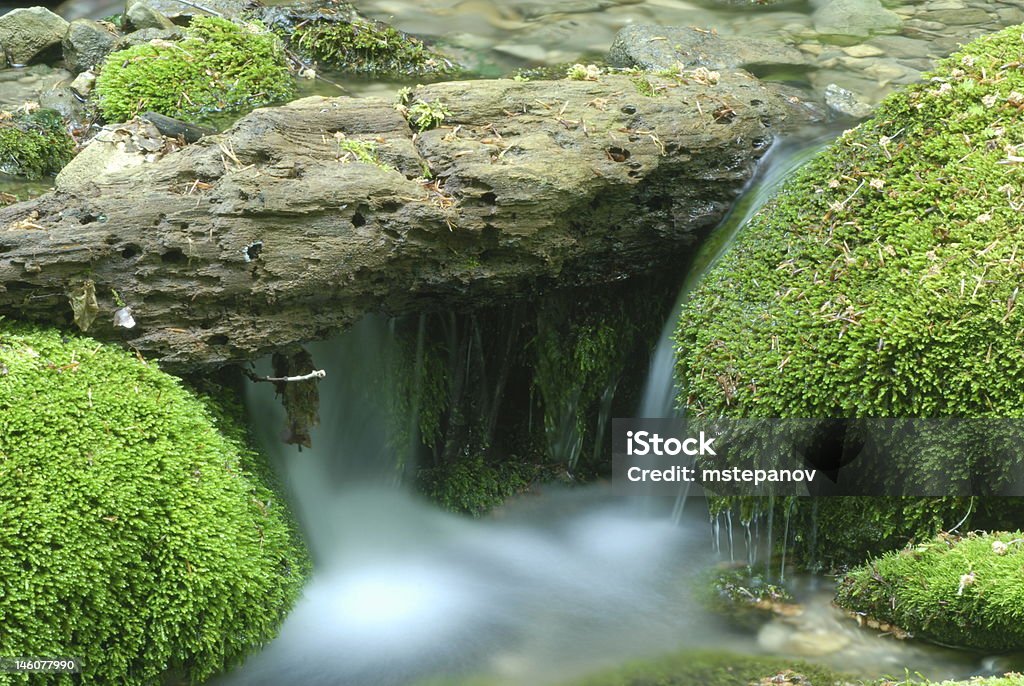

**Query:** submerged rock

left=0, top=7, right=69, bottom=66
left=812, top=0, right=903, bottom=41
left=608, top=24, right=811, bottom=73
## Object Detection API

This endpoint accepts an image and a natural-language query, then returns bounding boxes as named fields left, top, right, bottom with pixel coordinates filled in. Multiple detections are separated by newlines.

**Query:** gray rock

left=62, top=18, right=119, bottom=73
left=0, top=38, right=6, bottom=69
left=56, top=119, right=171, bottom=192
left=813, top=0, right=902, bottom=41
left=997, top=6, right=1024, bottom=24
left=824, top=82, right=873, bottom=117
left=607, top=24, right=811, bottom=72
left=116, top=27, right=183, bottom=48
left=0, top=7, right=70, bottom=66
left=70, top=69, right=96, bottom=96
left=126, top=2, right=178, bottom=31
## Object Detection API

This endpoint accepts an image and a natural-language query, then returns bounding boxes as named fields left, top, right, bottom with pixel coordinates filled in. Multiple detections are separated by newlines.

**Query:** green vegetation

left=567, top=650, right=851, bottom=686
left=95, top=16, right=294, bottom=123
left=290, top=18, right=452, bottom=76
left=0, top=321, right=309, bottom=685
left=401, top=96, right=452, bottom=133
left=336, top=136, right=390, bottom=170
left=704, top=567, right=798, bottom=628
left=0, top=109, right=75, bottom=179
left=836, top=531, right=1024, bottom=651
left=566, top=63, right=602, bottom=81
left=420, top=453, right=539, bottom=516
left=675, top=26, right=1024, bottom=420
left=630, top=74, right=661, bottom=97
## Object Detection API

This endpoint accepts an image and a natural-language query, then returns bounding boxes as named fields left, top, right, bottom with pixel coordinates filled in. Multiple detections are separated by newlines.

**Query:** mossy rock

left=0, top=108, right=75, bottom=179
left=94, top=16, right=294, bottom=123
left=674, top=25, right=1024, bottom=420
left=836, top=532, right=1024, bottom=651
left=704, top=567, right=801, bottom=628
left=286, top=16, right=454, bottom=77
left=0, top=321, right=310, bottom=684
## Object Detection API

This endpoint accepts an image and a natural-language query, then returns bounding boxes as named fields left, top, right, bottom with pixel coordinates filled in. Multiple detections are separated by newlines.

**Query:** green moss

left=290, top=18, right=452, bottom=76
left=703, top=567, right=797, bottom=628
left=674, top=26, right=1024, bottom=420
left=836, top=531, right=1024, bottom=651
left=337, top=136, right=391, bottom=170
left=630, top=74, right=661, bottom=97
left=404, top=98, right=451, bottom=133
left=567, top=650, right=852, bottom=686
left=419, top=453, right=538, bottom=516
left=0, top=109, right=75, bottom=179
left=95, top=16, right=294, bottom=123
left=0, top=321, right=310, bottom=685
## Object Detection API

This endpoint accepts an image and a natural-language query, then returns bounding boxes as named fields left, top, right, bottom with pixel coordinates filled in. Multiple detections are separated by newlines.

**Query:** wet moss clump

left=420, top=453, right=539, bottom=516
left=0, top=109, right=75, bottom=179
left=291, top=18, right=453, bottom=76
left=836, top=531, right=1024, bottom=651
left=94, top=16, right=294, bottom=123
left=674, top=25, right=1024, bottom=419
left=0, top=321, right=310, bottom=685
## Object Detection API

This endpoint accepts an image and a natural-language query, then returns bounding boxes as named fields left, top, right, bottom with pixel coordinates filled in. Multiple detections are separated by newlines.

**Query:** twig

left=245, top=369, right=326, bottom=383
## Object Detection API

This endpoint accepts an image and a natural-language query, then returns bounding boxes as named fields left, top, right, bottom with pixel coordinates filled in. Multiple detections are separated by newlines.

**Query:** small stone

left=0, top=7, right=70, bottom=66
left=824, top=82, right=874, bottom=117
left=842, top=44, right=885, bottom=57
left=70, top=69, right=96, bottom=96
left=865, top=35, right=936, bottom=60
left=126, top=2, right=178, bottom=32
left=62, top=18, right=119, bottom=73
left=492, top=43, right=548, bottom=62
left=997, top=7, right=1024, bottom=24
left=39, top=85, right=88, bottom=128
left=904, top=18, right=947, bottom=31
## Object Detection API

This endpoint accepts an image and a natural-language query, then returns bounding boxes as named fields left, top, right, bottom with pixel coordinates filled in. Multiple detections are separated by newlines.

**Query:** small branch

left=245, top=369, right=326, bottom=383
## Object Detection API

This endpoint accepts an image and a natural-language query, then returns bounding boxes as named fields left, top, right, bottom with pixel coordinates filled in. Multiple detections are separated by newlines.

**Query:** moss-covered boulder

left=0, top=108, right=74, bottom=179
left=0, top=321, right=309, bottom=684
left=674, top=25, right=1024, bottom=419
left=836, top=532, right=1024, bottom=651
left=94, top=16, right=294, bottom=123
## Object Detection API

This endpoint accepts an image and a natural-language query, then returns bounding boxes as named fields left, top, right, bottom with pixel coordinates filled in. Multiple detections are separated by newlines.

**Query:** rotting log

left=0, top=73, right=817, bottom=368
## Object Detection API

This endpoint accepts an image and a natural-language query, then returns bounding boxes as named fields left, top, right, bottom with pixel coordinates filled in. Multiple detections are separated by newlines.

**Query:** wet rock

left=812, top=0, right=902, bottom=42
left=125, top=2, right=178, bottom=31
left=823, top=82, right=873, bottom=117
left=0, top=38, right=6, bottom=69
left=62, top=18, right=119, bottom=74
left=38, top=85, right=89, bottom=129
left=607, top=24, right=811, bottom=72
left=757, top=621, right=850, bottom=656
left=70, top=69, right=96, bottom=97
left=0, top=7, right=70, bottom=66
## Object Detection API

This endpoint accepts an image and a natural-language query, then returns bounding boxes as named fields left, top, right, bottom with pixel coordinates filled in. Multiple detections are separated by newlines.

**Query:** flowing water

left=217, top=304, right=1006, bottom=686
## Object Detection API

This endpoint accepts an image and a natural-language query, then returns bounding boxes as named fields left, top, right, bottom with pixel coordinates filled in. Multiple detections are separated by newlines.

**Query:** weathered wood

left=0, top=73, right=814, bottom=368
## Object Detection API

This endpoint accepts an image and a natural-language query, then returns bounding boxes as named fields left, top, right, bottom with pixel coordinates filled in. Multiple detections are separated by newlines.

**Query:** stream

left=210, top=139, right=1019, bottom=686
